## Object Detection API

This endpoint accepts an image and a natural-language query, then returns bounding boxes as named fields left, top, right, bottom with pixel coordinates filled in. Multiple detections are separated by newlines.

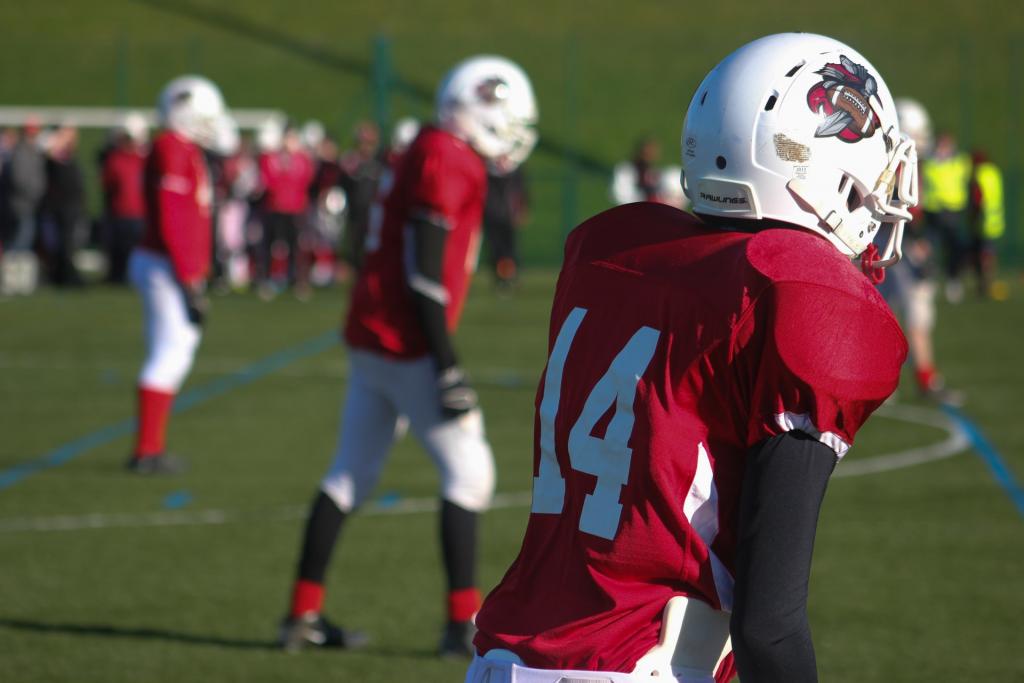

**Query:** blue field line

left=942, top=405, right=1024, bottom=519
left=0, top=331, right=338, bottom=492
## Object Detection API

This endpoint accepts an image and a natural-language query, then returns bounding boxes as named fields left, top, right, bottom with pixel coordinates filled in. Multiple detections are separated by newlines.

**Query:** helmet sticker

left=773, top=133, right=810, bottom=162
left=806, top=56, right=881, bottom=143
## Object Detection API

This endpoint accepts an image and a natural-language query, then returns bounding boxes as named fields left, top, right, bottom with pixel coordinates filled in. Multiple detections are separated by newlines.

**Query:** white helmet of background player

left=895, top=98, right=933, bottom=157
left=682, top=33, right=917, bottom=267
left=157, top=75, right=230, bottom=150
left=391, top=116, right=421, bottom=155
left=437, top=55, right=538, bottom=171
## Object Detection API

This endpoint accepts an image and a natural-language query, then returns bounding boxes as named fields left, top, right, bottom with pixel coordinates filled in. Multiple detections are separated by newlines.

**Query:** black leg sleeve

left=296, top=490, right=348, bottom=583
left=730, top=431, right=838, bottom=683
left=440, top=499, right=478, bottom=592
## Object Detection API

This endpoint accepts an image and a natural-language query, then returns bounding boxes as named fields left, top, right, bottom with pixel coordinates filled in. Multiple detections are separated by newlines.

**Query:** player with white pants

left=279, top=55, right=538, bottom=657
left=125, top=75, right=234, bottom=474
left=321, top=349, right=494, bottom=514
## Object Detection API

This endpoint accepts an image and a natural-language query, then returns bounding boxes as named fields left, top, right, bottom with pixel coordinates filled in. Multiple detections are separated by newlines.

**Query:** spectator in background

left=482, top=163, right=529, bottom=290
left=308, top=134, right=346, bottom=286
left=259, top=122, right=314, bottom=299
left=610, top=136, right=663, bottom=205
left=921, top=131, right=972, bottom=302
left=43, top=124, right=86, bottom=287
left=102, top=113, right=148, bottom=284
left=338, top=121, right=383, bottom=269
left=1, top=119, right=46, bottom=295
left=967, top=150, right=1005, bottom=299
left=217, top=133, right=259, bottom=291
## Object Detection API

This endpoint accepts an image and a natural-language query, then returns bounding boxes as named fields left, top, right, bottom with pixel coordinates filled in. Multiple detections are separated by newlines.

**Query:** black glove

left=182, top=282, right=209, bottom=327
left=437, top=366, right=478, bottom=420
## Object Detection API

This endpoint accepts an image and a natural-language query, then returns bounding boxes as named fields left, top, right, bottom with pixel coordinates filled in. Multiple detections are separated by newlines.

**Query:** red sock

left=290, top=579, right=325, bottom=617
left=135, top=386, right=175, bottom=458
left=447, top=587, right=481, bottom=623
left=915, top=366, right=936, bottom=392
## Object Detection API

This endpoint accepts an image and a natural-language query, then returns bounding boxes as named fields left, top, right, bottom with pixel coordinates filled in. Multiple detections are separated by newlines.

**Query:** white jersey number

left=531, top=306, right=661, bottom=540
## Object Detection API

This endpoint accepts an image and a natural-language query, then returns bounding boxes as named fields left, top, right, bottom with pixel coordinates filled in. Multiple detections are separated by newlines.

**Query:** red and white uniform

left=474, top=203, right=906, bottom=673
left=139, top=130, right=213, bottom=287
left=130, top=130, right=210, bottom=400
left=321, top=125, right=494, bottom=515
left=344, top=125, right=486, bottom=358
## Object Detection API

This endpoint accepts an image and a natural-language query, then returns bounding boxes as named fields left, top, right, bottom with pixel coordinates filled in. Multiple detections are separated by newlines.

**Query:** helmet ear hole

left=716, top=156, right=727, bottom=170
left=846, top=186, right=863, bottom=212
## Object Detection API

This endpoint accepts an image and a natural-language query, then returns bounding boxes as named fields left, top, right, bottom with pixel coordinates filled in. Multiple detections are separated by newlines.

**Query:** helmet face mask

left=158, top=75, right=232, bottom=151
left=681, top=33, right=918, bottom=268
left=436, top=56, right=538, bottom=172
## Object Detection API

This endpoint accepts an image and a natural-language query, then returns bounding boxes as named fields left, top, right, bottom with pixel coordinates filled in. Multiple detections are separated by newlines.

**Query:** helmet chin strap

left=785, top=178, right=869, bottom=256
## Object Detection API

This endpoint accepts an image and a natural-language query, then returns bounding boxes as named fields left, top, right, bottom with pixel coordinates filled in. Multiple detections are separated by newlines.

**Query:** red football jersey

left=474, top=203, right=907, bottom=672
left=102, top=145, right=146, bottom=219
left=344, top=126, right=486, bottom=358
left=140, top=130, right=212, bottom=285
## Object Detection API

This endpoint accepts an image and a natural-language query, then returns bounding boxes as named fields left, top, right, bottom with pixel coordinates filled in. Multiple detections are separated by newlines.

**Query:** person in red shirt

left=102, top=113, right=148, bottom=284
left=278, top=55, right=538, bottom=657
left=468, top=34, right=918, bottom=683
left=258, top=123, right=314, bottom=298
left=125, top=75, right=233, bottom=474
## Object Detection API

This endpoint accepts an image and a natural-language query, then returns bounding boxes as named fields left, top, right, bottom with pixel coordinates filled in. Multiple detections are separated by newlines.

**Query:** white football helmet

left=681, top=33, right=917, bottom=267
left=120, top=111, right=149, bottom=145
left=157, top=75, right=230, bottom=150
left=895, top=98, right=933, bottom=157
left=436, top=55, right=538, bottom=170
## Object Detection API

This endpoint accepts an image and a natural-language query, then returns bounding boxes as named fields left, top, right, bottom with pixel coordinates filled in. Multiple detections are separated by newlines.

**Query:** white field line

left=0, top=354, right=532, bottom=386
left=0, top=405, right=966, bottom=535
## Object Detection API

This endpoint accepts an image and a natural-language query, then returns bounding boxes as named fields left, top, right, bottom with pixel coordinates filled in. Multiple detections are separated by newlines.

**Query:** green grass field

left=1, top=271, right=1023, bottom=682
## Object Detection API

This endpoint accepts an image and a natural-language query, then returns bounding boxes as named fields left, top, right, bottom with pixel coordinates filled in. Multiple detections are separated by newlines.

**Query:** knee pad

left=140, top=329, right=201, bottom=392
left=438, top=411, right=496, bottom=512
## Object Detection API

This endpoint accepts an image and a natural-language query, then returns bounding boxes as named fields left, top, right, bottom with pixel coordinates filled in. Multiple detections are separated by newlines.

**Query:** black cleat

left=278, top=613, right=369, bottom=653
left=124, top=453, right=186, bottom=475
left=438, top=619, right=476, bottom=659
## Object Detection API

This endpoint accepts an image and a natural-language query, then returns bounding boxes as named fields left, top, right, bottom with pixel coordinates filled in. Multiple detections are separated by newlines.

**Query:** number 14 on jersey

left=531, top=307, right=661, bottom=540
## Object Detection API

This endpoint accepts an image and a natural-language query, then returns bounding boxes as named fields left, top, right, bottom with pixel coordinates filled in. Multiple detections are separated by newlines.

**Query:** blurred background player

left=921, top=129, right=971, bottom=303
left=882, top=98, right=962, bottom=403
left=469, top=33, right=915, bottom=683
left=258, top=121, right=314, bottom=299
left=482, top=161, right=529, bottom=290
left=279, top=55, right=538, bottom=657
left=125, top=75, right=232, bottom=474
left=101, top=112, right=148, bottom=285
left=966, top=149, right=1005, bottom=299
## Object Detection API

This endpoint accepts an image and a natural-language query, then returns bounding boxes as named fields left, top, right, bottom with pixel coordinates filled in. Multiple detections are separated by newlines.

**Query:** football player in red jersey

left=278, top=56, right=538, bottom=655
left=468, top=33, right=917, bottom=683
left=125, top=76, right=234, bottom=474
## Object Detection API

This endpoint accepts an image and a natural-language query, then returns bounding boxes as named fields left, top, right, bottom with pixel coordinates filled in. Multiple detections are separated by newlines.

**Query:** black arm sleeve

left=730, top=431, right=838, bottom=683
left=405, top=214, right=457, bottom=372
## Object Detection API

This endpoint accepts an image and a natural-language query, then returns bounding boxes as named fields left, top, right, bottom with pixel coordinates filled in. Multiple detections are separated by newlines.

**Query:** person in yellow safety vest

left=921, top=131, right=972, bottom=302
left=968, top=150, right=1005, bottom=298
